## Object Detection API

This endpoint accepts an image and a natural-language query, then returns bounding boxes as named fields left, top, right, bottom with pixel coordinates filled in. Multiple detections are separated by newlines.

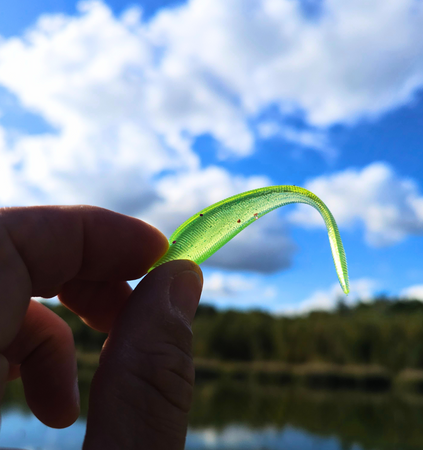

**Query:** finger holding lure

left=149, top=185, right=349, bottom=295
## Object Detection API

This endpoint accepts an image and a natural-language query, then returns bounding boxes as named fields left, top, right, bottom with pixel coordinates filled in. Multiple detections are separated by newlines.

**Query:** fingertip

left=148, top=259, right=203, bottom=283
left=22, top=340, right=80, bottom=429
left=23, top=355, right=80, bottom=429
left=169, top=269, right=203, bottom=324
left=3, top=300, right=80, bottom=429
left=147, top=223, right=169, bottom=260
left=78, top=210, right=170, bottom=280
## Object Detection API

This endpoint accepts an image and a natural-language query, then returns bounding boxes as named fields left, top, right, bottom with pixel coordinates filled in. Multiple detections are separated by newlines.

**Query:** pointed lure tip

left=342, top=284, right=350, bottom=295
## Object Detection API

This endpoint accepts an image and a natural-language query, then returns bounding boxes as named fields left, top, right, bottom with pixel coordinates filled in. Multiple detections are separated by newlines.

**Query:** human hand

left=0, top=206, right=203, bottom=450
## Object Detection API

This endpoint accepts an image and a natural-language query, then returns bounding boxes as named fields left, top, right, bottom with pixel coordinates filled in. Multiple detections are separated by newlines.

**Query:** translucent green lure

left=149, top=185, right=349, bottom=294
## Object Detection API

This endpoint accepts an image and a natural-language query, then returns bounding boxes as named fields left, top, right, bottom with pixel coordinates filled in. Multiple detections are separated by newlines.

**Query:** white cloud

left=257, top=121, right=337, bottom=159
left=279, top=278, right=378, bottom=315
left=290, top=162, right=423, bottom=246
left=203, top=272, right=257, bottom=298
left=0, top=2, right=195, bottom=209
left=201, top=270, right=279, bottom=309
left=0, top=0, right=421, bottom=187
left=400, top=285, right=423, bottom=301
left=0, top=0, right=252, bottom=166
left=150, top=0, right=423, bottom=127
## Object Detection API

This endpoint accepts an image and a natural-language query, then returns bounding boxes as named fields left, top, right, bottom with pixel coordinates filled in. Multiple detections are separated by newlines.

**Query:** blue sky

left=0, top=0, right=423, bottom=313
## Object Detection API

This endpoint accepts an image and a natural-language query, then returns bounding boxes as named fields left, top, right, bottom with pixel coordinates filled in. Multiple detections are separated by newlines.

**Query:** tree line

left=45, top=296, right=423, bottom=371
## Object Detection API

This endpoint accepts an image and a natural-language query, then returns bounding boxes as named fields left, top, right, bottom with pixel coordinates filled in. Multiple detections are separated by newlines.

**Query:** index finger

left=0, top=205, right=168, bottom=350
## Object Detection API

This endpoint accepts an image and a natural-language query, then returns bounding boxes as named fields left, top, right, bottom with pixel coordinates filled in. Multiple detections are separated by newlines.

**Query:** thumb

left=83, top=260, right=203, bottom=450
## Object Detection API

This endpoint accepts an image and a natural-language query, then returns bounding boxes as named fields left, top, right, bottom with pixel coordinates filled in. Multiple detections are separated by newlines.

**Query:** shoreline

left=76, top=352, right=423, bottom=394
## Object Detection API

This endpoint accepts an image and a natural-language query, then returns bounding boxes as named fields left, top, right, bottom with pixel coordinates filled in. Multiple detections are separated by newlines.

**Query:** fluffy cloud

left=0, top=2, right=198, bottom=209
left=290, top=162, right=423, bottom=246
left=201, top=270, right=278, bottom=309
left=0, top=0, right=421, bottom=175
left=150, top=0, right=423, bottom=127
left=257, top=121, right=337, bottom=159
left=1, top=0, right=422, bottom=203
left=0, top=0, right=251, bottom=167
left=400, top=285, right=423, bottom=301
left=279, top=278, right=378, bottom=315
left=203, top=272, right=257, bottom=299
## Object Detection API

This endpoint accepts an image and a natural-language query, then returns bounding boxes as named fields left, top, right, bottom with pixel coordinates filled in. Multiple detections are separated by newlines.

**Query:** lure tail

left=149, top=185, right=349, bottom=294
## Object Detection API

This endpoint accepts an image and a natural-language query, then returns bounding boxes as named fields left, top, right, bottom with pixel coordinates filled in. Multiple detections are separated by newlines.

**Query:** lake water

left=0, top=410, right=360, bottom=450
left=2, top=379, right=423, bottom=449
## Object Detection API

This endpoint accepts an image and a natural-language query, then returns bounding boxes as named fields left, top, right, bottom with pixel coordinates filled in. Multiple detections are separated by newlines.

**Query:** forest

left=45, top=296, right=423, bottom=372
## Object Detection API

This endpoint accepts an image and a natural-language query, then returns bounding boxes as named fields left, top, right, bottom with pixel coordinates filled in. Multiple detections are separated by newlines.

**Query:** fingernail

left=170, top=270, right=203, bottom=324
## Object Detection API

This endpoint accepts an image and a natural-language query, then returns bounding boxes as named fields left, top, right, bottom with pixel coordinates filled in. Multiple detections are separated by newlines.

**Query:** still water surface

left=1, top=379, right=422, bottom=449
left=0, top=410, right=358, bottom=450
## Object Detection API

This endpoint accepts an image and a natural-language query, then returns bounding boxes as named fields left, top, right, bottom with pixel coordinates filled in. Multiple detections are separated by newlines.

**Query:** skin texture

left=150, top=185, right=350, bottom=294
left=0, top=206, right=203, bottom=450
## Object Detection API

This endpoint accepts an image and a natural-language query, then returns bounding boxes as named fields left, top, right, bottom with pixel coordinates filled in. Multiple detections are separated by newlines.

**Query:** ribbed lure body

left=149, top=185, right=349, bottom=294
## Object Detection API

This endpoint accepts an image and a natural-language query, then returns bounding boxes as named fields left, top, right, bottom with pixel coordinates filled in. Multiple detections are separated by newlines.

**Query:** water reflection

left=0, top=409, right=86, bottom=450
left=186, top=425, right=353, bottom=450
left=2, top=377, right=423, bottom=449
left=190, top=381, right=423, bottom=449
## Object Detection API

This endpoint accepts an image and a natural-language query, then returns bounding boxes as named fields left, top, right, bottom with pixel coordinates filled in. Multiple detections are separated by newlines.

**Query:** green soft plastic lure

left=149, top=185, right=349, bottom=294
